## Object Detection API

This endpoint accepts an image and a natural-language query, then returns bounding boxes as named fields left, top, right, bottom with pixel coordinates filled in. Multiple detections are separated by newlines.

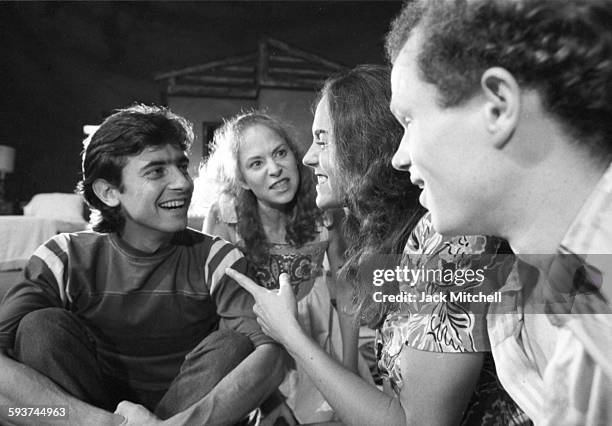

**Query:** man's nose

left=392, top=136, right=411, bottom=172
left=168, top=166, right=193, bottom=190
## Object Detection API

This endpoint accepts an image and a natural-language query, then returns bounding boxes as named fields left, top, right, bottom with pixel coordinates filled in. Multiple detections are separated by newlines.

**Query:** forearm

left=0, top=352, right=122, bottom=426
left=337, top=310, right=360, bottom=373
left=326, top=225, right=359, bottom=373
left=166, top=343, right=283, bottom=426
left=283, top=327, right=405, bottom=426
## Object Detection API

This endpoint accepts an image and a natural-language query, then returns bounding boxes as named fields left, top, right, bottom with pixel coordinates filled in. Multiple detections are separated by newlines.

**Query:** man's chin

left=164, top=218, right=188, bottom=232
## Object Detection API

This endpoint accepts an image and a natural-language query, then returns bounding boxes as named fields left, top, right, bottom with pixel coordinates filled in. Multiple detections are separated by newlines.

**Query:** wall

left=169, top=90, right=317, bottom=177
left=0, top=2, right=401, bottom=207
left=258, top=88, right=317, bottom=153
left=168, top=96, right=258, bottom=177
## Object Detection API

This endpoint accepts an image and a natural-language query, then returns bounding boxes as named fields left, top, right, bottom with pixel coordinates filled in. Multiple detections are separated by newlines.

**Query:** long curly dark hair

left=316, top=65, right=425, bottom=326
left=201, top=112, right=321, bottom=266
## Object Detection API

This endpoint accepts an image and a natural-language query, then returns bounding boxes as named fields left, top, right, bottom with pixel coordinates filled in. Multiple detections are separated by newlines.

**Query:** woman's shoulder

left=204, top=201, right=240, bottom=244
left=212, top=193, right=239, bottom=224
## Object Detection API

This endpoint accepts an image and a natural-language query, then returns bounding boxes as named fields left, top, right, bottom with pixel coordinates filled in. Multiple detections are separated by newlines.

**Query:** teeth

left=159, top=200, right=186, bottom=209
left=271, top=179, right=288, bottom=189
left=316, top=175, right=328, bottom=184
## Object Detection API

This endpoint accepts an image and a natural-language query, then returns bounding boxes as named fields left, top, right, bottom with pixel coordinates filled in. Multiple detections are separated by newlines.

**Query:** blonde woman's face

left=303, top=95, right=342, bottom=210
left=238, top=124, right=300, bottom=208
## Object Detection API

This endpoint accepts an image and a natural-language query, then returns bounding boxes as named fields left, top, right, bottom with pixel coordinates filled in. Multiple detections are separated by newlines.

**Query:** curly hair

left=201, top=112, right=320, bottom=266
left=386, top=0, right=612, bottom=162
left=76, top=104, right=193, bottom=233
left=317, top=65, right=424, bottom=326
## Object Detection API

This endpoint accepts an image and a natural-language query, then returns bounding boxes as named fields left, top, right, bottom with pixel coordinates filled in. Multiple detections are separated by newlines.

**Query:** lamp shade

left=0, top=145, right=15, bottom=174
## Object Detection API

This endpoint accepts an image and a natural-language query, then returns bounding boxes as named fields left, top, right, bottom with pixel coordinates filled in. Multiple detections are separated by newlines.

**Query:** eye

left=146, top=167, right=165, bottom=179
left=275, top=149, right=287, bottom=158
left=249, top=160, right=263, bottom=169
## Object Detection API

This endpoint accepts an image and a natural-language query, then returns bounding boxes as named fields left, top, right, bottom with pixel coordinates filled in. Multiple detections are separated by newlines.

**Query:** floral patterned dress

left=376, top=212, right=531, bottom=425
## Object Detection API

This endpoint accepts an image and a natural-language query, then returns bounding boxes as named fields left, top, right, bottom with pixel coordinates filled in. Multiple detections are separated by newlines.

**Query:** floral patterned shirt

left=376, top=212, right=530, bottom=425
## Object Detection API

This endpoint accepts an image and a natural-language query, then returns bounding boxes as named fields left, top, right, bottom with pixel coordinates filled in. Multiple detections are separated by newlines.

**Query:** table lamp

left=0, top=145, right=16, bottom=205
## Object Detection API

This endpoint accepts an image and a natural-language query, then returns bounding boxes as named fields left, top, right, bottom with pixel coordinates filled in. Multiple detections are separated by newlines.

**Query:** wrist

left=282, top=322, right=311, bottom=357
left=274, top=315, right=300, bottom=346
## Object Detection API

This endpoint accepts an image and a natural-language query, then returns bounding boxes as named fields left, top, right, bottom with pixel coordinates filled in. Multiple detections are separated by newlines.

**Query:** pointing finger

left=226, top=268, right=263, bottom=296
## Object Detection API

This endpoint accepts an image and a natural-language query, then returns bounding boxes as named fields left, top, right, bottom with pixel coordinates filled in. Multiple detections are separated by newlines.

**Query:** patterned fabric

left=248, top=236, right=328, bottom=302
left=211, top=199, right=328, bottom=301
left=488, top=162, right=612, bottom=426
left=376, top=212, right=530, bottom=425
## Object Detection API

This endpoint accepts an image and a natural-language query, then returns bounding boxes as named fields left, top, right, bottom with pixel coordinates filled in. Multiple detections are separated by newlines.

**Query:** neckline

left=109, top=232, right=178, bottom=259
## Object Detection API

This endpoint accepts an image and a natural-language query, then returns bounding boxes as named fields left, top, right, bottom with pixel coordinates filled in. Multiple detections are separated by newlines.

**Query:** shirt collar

left=559, top=161, right=612, bottom=257
left=501, top=162, right=612, bottom=294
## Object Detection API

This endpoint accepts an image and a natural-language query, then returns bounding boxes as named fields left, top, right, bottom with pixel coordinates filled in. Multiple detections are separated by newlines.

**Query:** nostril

left=391, top=155, right=406, bottom=171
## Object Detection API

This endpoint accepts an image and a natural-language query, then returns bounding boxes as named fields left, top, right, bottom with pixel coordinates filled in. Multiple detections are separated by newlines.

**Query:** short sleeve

left=205, top=238, right=276, bottom=347
left=376, top=214, right=513, bottom=393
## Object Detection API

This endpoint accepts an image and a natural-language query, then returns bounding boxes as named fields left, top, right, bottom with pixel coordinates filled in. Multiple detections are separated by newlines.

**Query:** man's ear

left=480, top=67, right=520, bottom=149
left=92, top=178, right=121, bottom=207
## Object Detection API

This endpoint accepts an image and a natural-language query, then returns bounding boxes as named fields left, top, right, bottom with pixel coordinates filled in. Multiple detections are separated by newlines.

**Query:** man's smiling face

left=390, top=30, right=496, bottom=235
left=116, top=144, right=193, bottom=248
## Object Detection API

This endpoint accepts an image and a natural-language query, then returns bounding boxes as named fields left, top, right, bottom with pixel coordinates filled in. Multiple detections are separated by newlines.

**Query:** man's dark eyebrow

left=141, top=160, right=170, bottom=170
left=140, top=156, right=188, bottom=172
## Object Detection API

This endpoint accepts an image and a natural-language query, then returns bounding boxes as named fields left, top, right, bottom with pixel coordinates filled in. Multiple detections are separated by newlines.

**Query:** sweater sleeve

left=205, top=237, right=276, bottom=347
left=0, top=235, right=69, bottom=349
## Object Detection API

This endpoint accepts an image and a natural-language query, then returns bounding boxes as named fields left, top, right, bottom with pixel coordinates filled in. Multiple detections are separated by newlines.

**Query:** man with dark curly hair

left=0, top=105, right=283, bottom=425
left=387, top=0, right=612, bottom=424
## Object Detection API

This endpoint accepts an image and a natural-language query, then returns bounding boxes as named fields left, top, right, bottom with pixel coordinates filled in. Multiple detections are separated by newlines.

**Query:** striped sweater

left=0, top=228, right=271, bottom=390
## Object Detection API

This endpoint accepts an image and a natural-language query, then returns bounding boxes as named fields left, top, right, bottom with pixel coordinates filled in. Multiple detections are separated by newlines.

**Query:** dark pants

left=13, top=308, right=254, bottom=419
